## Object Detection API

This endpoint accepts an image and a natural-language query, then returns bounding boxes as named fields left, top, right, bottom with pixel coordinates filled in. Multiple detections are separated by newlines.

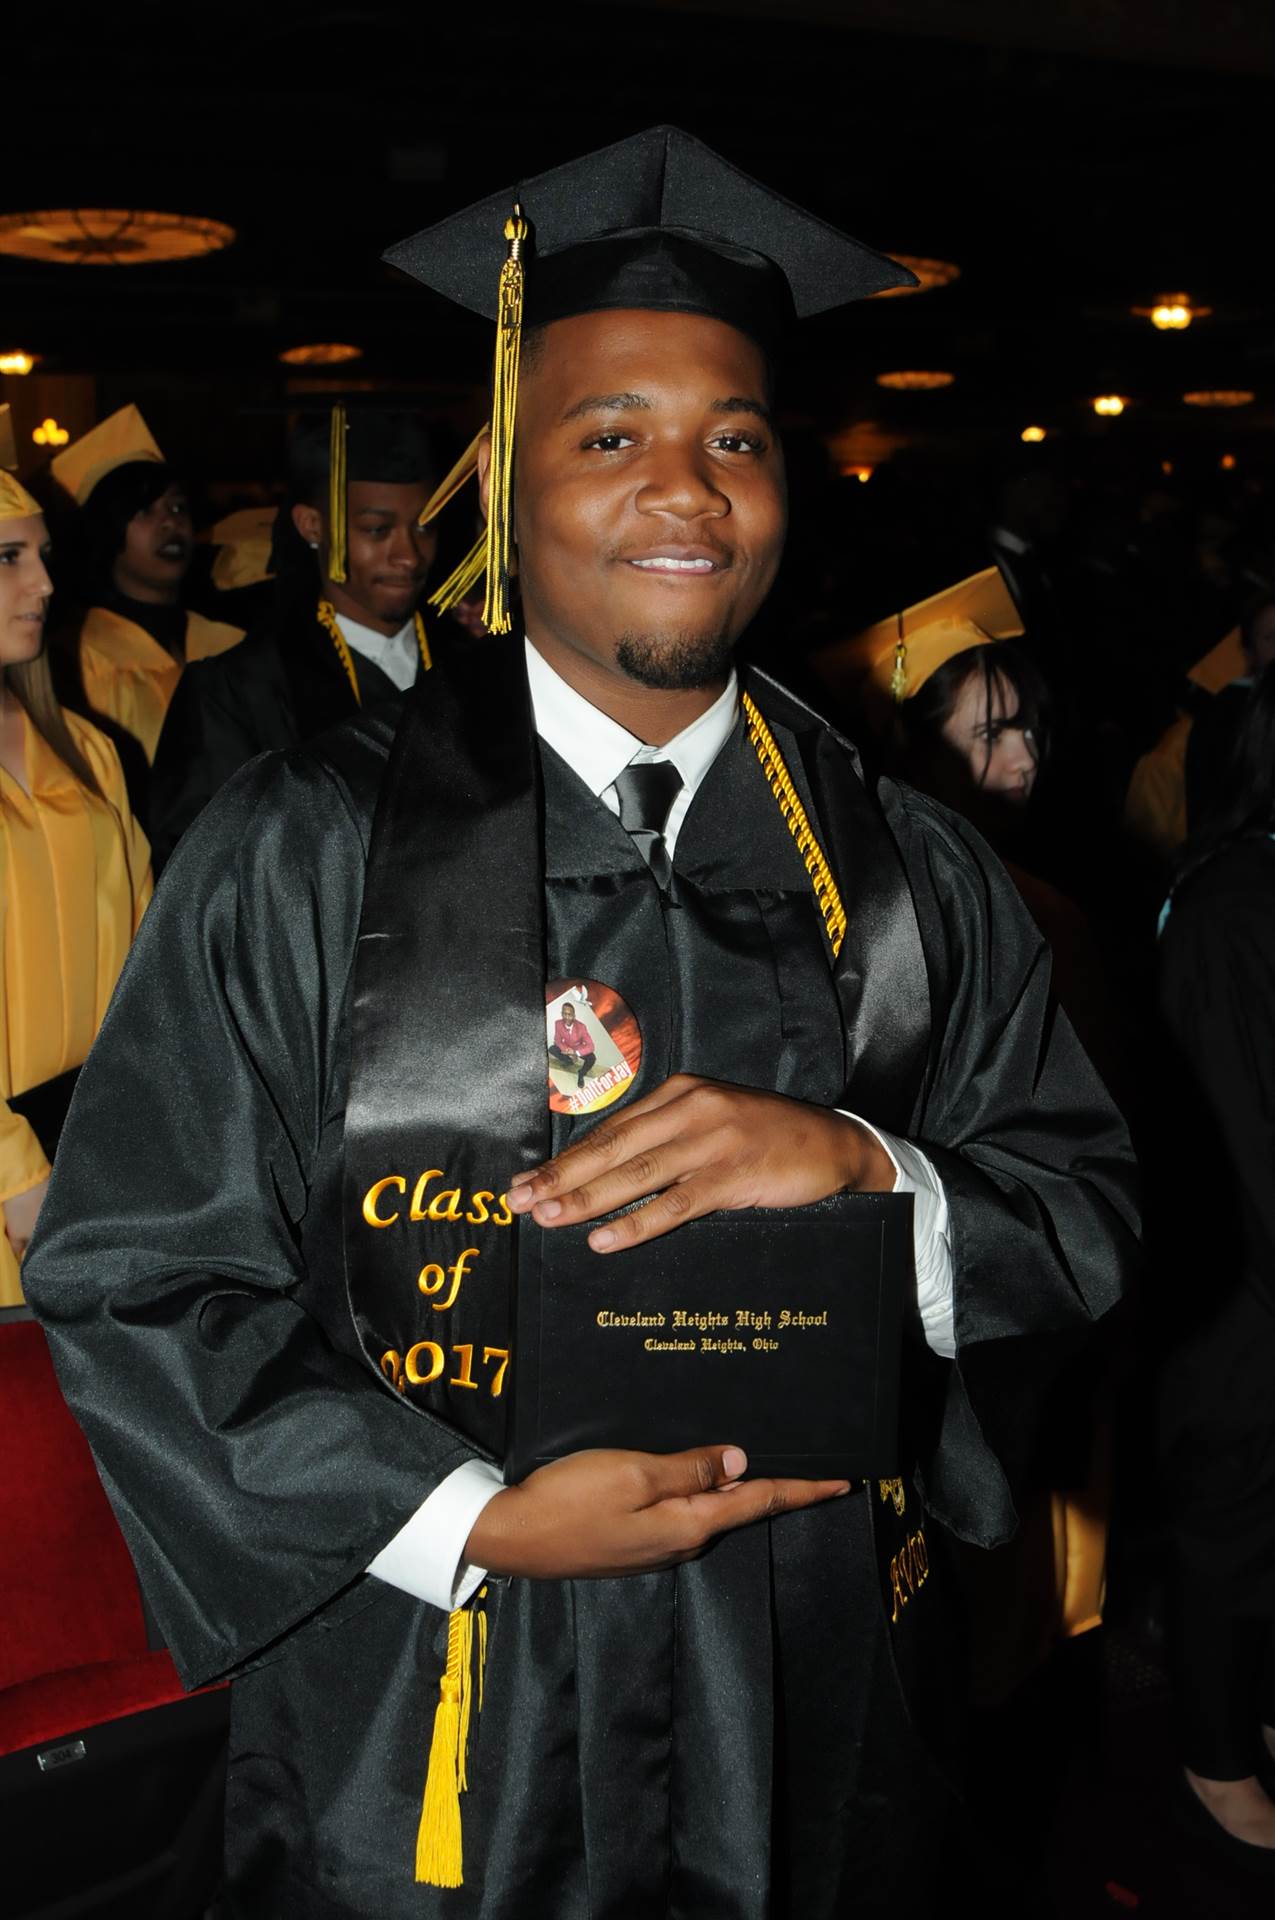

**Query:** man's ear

left=475, top=433, right=492, bottom=523
left=292, top=501, right=324, bottom=550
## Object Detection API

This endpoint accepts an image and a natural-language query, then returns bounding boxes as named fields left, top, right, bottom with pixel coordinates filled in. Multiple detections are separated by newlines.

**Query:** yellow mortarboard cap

left=855, top=567, right=1024, bottom=703
left=51, top=403, right=164, bottom=505
left=1187, top=627, right=1247, bottom=693
left=0, top=405, right=41, bottom=521
left=208, top=507, right=277, bottom=590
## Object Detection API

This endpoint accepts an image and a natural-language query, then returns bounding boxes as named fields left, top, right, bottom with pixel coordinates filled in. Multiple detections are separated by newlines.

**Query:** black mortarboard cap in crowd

left=284, top=405, right=436, bottom=583
left=288, top=407, right=436, bottom=494
left=386, top=126, right=913, bottom=633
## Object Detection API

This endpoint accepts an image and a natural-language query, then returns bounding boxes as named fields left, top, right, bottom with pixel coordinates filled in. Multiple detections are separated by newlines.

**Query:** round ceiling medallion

left=0, top=210, right=235, bottom=266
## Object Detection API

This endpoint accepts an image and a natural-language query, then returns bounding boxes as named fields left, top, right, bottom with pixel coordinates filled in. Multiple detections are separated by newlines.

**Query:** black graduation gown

left=24, top=661, right=1138, bottom=1919
left=1157, top=835, right=1275, bottom=1603
left=148, top=599, right=407, bottom=869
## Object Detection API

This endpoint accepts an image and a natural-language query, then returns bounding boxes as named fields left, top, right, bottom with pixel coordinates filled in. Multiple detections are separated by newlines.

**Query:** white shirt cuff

left=367, top=1458, right=504, bottom=1610
left=839, top=1111, right=955, bottom=1360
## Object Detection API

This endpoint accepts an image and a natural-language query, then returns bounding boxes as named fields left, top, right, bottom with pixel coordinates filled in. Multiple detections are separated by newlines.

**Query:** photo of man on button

left=25, top=127, right=1138, bottom=1920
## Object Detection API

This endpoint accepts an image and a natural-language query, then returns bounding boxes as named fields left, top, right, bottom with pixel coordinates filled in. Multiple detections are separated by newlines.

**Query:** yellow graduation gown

left=0, top=710, right=152, bottom=1304
left=79, top=605, right=244, bottom=763
left=1123, top=711, right=1191, bottom=861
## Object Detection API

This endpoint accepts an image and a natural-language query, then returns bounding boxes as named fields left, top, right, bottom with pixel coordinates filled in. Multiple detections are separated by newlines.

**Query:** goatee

left=614, top=629, right=735, bottom=691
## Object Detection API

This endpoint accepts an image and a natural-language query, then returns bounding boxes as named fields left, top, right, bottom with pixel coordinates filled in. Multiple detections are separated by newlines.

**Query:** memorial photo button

left=545, top=978, right=642, bottom=1117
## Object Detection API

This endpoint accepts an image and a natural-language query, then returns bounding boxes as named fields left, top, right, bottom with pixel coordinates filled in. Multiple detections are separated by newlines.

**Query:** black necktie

left=612, top=758, right=684, bottom=888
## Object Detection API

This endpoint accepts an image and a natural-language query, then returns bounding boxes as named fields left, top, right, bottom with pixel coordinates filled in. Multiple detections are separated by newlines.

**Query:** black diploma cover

left=509, top=1191, right=914, bottom=1481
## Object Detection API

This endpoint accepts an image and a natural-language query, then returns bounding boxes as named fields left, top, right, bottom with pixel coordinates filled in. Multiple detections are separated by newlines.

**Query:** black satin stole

left=337, top=638, right=941, bottom=1918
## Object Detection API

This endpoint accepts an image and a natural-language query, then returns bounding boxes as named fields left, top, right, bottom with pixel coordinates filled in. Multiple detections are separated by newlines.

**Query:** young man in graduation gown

left=24, top=128, right=1139, bottom=1920
left=149, top=410, right=437, bottom=867
left=50, top=405, right=244, bottom=768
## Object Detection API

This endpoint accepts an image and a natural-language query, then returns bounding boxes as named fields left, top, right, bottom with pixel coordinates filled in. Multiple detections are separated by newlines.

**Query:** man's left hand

left=507, top=1074, right=894, bottom=1252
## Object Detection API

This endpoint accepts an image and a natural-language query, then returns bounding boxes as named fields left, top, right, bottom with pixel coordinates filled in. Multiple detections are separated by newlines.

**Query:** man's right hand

left=465, top=1446, right=849, bottom=1580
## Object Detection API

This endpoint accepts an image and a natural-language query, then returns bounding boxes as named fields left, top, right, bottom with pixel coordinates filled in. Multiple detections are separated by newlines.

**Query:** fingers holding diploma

left=465, top=1444, right=851, bottom=1580
left=506, top=1073, right=894, bottom=1251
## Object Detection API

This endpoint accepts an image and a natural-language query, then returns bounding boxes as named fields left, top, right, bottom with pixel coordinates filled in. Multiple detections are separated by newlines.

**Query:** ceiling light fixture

left=875, top=370, right=955, bottom=392
left=1182, top=389, right=1255, bottom=408
left=0, top=350, right=39, bottom=376
left=0, top=209, right=235, bottom=266
left=1092, top=394, right=1128, bottom=417
left=278, top=343, right=364, bottom=368
left=1132, top=293, right=1212, bottom=331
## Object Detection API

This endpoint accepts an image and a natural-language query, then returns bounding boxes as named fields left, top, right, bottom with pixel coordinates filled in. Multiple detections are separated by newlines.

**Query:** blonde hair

left=5, top=650, right=103, bottom=798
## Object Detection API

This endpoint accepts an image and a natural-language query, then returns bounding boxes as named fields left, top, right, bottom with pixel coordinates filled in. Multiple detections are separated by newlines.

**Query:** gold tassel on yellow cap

left=328, top=405, right=349, bottom=584
left=418, top=425, right=489, bottom=531
left=481, top=208, right=528, bottom=635
left=415, top=1589, right=488, bottom=1889
left=890, top=614, right=908, bottom=704
left=423, top=424, right=491, bottom=616
left=428, top=527, right=488, bottom=617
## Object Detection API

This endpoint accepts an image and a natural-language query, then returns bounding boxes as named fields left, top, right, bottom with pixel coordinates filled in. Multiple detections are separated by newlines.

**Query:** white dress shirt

left=368, top=639, right=954, bottom=1610
left=335, top=611, right=420, bottom=693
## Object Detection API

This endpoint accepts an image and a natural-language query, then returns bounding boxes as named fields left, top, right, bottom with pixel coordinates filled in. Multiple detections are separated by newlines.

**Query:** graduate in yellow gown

left=828, top=569, right=1118, bottom=1691
left=0, top=419, right=152, bottom=1305
left=51, top=405, right=243, bottom=763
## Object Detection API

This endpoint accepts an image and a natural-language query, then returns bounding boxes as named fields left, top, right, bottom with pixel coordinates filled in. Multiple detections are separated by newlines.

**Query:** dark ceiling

left=5, top=0, right=1271, bottom=476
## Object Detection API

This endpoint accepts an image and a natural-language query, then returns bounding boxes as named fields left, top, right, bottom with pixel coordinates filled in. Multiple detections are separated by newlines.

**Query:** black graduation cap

left=385, top=126, right=913, bottom=633
left=287, top=407, right=436, bottom=495
left=385, top=123, right=914, bottom=350
left=277, top=404, right=437, bottom=584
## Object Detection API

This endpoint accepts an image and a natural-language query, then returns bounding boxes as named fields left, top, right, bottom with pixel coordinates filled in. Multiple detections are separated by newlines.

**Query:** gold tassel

left=427, top=528, right=488, bottom=615
left=481, top=208, right=528, bottom=636
left=418, top=425, right=489, bottom=530
left=414, top=1589, right=489, bottom=1889
left=328, top=404, right=348, bottom=584
left=889, top=613, right=908, bottom=703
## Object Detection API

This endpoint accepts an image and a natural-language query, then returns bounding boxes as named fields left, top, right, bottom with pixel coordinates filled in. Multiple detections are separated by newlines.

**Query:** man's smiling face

left=504, top=308, right=786, bottom=703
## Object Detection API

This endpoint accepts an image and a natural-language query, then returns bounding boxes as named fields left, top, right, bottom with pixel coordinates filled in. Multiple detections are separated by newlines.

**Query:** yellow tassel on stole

left=328, top=404, right=349, bottom=584
left=415, top=1589, right=488, bottom=1889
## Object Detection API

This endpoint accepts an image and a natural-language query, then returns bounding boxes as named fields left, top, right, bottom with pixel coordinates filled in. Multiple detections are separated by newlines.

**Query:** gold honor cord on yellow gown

left=316, top=603, right=432, bottom=704
left=0, top=711, right=151, bottom=1304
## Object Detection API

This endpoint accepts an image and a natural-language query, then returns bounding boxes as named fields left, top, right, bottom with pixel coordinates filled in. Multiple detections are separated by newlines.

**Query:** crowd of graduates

left=2, top=384, right=1274, bottom=1905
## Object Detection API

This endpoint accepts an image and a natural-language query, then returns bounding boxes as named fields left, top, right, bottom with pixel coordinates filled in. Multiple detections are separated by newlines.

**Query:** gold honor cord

left=317, top=601, right=432, bottom=705
left=741, top=692, right=847, bottom=959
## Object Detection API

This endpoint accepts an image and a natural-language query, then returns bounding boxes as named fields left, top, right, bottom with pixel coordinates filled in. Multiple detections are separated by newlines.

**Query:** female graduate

left=1157, top=664, right=1275, bottom=1858
left=49, top=404, right=243, bottom=767
left=841, top=574, right=1122, bottom=1732
left=0, top=456, right=152, bottom=1305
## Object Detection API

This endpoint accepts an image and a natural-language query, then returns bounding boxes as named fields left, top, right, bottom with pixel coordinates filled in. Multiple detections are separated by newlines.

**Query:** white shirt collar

left=524, top=637, right=738, bottom=802
left=334, top=611, right=420, bottom=692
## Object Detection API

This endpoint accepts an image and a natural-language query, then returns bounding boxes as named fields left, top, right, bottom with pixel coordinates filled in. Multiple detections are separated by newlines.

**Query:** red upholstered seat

left=0, top=1649, right=187, bottom=1757
left=0, top=1320, right=192, bottom=1755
